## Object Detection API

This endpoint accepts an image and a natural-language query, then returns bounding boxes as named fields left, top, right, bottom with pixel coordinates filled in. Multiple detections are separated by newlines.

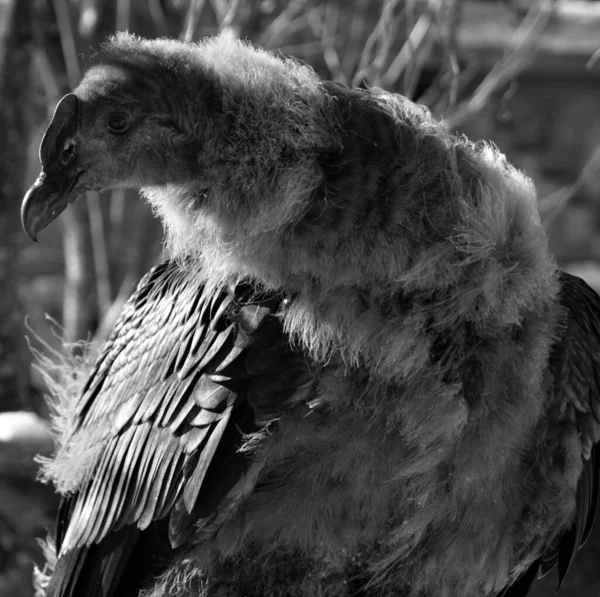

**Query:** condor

left=22, top=32, right=600, bottom=597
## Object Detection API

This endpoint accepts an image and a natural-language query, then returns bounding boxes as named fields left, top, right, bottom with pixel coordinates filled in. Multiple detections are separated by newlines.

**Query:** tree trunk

left=0, top=0, right=34, bottom=412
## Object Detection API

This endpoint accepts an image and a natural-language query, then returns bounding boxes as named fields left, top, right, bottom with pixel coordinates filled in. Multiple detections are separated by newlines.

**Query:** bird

left=21, top=32, right=600, bottom=597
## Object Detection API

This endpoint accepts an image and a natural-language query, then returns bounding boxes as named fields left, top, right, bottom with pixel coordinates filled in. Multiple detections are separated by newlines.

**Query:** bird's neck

left=144, top=81, right=559, bottom=383
left=148, top=191, right=558, bottom=393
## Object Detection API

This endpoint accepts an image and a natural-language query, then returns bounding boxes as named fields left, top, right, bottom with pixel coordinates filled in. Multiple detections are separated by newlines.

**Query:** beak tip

left=21, top=189, right=38, bottom=242
left=22, top=221, right=39, bottom=243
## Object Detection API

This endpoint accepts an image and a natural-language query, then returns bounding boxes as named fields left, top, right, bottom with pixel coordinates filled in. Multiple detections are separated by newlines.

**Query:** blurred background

left=1, top=0, right=599, bottom=595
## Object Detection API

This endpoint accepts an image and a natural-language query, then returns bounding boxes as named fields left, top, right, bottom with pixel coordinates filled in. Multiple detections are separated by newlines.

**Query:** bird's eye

left=62, top=140, right=76, bottom=165
left=108, top=111, right=130, bottom=134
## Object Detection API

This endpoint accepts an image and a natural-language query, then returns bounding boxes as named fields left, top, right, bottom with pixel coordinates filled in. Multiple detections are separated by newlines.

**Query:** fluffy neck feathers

left=122, top=34, right=557, bottom=376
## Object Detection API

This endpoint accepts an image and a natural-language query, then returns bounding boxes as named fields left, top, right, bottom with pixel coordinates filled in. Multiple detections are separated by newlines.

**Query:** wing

left=545, top=272, right=600, bottom=587
left=46, top=259, right=318, bottom=597
left=499, top=271, right=600, bottom=596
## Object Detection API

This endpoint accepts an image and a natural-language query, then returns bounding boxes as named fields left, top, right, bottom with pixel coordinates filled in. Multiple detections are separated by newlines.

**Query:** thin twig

left=109, top=187, right=126, bottom=253
left=95, top=273, right=137, bottom=342
left=382, top=0, right=440, bottom=90
left=540, top=143, right=600, bottom=227
left=371, top=11, right=401, bottom=86
left=259, top=0, right=311, bottom=49
left=443, top=0, right=556, bottom=129
left=182, top=0, right=208, bottom=42
left=307, top=3, right=345, bottom=82
left=52, top=0, right=80, bottom=87
left=32, top=48, right=62, bottom=105
left=86, top=192, right=112, bottom=318
left=413, top=0, right=461, bottom=109
left=420, top=61, right=479, bottom=114
left=439, top=0, right=461, bottom=109
left=322, top=2, right=345, bottom=82
left=219, top=0, right=242, bottom=32
left=277, top=38, right=338, bottom=59
left=265, top=10, right=324, bottom=54
left=210, top=0, right=227, bottom=22
left=353, top=0, right=403, bottom=87
left=341, top=0, right=368, bottom=77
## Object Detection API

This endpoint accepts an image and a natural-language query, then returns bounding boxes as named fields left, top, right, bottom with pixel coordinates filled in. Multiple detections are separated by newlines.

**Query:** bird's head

left=21, top=32, right=337, bottom=290
left=21, top=35, right=222, bottom=241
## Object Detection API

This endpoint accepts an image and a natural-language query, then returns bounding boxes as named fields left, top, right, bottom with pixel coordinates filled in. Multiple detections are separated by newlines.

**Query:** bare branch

left=182, top=0, right=208, bottom=42
left=353, top=0, right=403, bottom=87
left=52, top=0, right=80, bottom=87
left=32, top=48, right=62, bottom=104
left=540, top=143, right=600, bottom=227
left=382, top=1, right=438, bottom=91
left=61, top=207, right=95, bottom=340
left=86, top=192, right=112, bottom=318
left=259, top=0, right=311, bottom=49
left=443, top=0, right=556, bottom=130
left=321, top=1, right=345, bottom=82
left=277, top=38, right=336, bottom=59
left=442, top=0, right=462, bottom=110
left=219, top=0, right=242, bottom=32
left=341, top=1, right=369, bottom=77
left=95, top=273, right=137, bottom=343
left=307, top=2, right=345, bottom=82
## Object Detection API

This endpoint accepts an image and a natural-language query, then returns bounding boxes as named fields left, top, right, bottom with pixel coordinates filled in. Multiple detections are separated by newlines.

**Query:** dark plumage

left=21, top=33, right=600, bottom=597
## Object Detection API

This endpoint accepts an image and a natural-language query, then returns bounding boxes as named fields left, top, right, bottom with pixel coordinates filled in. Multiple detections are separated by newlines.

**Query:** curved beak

left=21, top=173, right=80, bottom=242
left=21, top=93, right=83, bottom=241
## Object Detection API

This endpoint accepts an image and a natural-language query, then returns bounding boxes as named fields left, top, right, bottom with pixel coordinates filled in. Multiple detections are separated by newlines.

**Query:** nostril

left=62, top=139, right=76, bottom=165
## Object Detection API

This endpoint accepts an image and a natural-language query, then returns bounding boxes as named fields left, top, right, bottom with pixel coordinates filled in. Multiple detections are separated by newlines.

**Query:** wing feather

left=542, top=272, right=600, bottom=591
left=48, top=259, right=318, bottom=595
left=137, top=433, right=183, bottom=529
left=497, top=561, right=540, bottom=597
left=582, top=443, right=599, bottom=544
left=183, top=407, right=233, bottom=512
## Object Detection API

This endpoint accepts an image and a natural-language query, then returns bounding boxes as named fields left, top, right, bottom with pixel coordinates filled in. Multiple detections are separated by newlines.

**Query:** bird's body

left=22, top=33, right=600, bottom=597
